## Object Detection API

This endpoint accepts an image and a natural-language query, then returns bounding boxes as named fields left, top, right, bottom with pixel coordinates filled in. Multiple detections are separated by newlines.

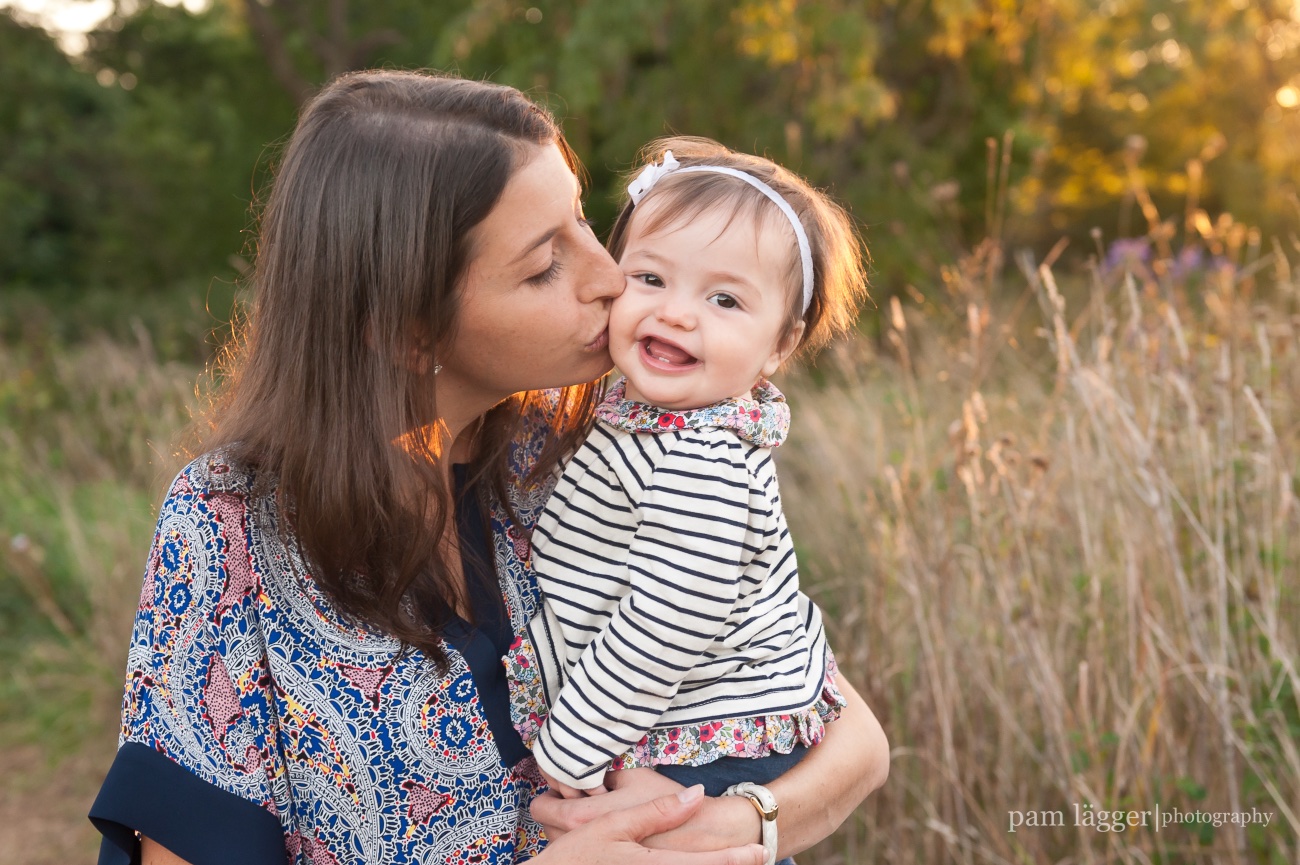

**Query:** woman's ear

left=407, top=335, right=438, bottom=375
left=760, top=320, right=806, bottom=378
left=366, top=320, right=438, bottom=374
left=392, top=322, right=439, bottom=372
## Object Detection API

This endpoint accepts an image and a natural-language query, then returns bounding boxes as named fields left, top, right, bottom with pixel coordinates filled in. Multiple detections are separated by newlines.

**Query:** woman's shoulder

left=163, top=447, right=275, bottom=507
left=151, top=449, right=288, bottom=588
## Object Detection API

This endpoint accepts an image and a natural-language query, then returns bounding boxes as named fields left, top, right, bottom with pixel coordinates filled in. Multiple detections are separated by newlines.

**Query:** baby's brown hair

left=607, top=136, right=869, bottom=361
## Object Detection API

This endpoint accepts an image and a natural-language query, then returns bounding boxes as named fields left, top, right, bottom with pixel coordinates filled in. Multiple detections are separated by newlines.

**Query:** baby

left=507, top=137, right=868, bottom=826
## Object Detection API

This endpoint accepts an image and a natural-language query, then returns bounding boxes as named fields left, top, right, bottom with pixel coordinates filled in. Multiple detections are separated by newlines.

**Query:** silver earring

left=433, top=364, right=442, bottom=375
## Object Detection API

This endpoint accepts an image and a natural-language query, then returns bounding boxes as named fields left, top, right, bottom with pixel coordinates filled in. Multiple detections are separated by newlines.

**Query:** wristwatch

left=722, top=781, right=778, bottom=865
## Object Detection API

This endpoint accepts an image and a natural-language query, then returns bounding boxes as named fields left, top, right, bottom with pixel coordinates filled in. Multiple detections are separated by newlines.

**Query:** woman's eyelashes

left=526, top=217, right=591, bottom=287
left=527, top=257, right=564, bottom=286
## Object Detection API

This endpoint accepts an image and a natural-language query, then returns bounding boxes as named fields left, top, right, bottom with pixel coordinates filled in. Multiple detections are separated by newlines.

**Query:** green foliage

left=0, top=16, right=120, bottom=288
left=415, top=0, right=1300, bottom=290
left=1, top=323, right=202, bottom=757
left=3, top=0, right=1299, bottom=310
left=84, top=3, right=297, bottom=290
left=0, top=5, right=294, bottom=298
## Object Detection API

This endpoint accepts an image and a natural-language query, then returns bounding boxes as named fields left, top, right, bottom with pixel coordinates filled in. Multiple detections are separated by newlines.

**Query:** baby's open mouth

left=642, top=337, right=698, bottom=367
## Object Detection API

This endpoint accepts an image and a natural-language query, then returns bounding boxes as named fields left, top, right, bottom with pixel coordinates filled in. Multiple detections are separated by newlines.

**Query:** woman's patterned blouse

left=89, top=402, right=561, bottom=865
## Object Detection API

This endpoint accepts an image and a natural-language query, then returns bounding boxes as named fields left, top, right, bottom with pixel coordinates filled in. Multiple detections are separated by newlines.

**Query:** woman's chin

left=541, top=356, right=615, bottom=392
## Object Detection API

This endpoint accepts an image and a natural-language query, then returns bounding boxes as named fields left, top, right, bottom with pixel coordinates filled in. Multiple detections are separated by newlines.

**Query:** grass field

left=2, top=226, right=1297, bottom=862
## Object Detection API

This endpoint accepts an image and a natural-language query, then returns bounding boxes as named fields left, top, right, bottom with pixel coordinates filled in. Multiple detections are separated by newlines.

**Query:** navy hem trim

left=449, top=463, right=530, bottom=770
left=89, top=742, right=285, bottom=865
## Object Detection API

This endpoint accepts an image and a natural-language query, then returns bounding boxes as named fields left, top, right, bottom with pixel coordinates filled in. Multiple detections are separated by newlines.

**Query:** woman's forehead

left=472, top=144, right=579, bottom=262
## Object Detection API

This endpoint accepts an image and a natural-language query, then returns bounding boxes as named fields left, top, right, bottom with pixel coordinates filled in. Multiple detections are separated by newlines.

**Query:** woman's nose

left=577, top=238, right=623, bottom=304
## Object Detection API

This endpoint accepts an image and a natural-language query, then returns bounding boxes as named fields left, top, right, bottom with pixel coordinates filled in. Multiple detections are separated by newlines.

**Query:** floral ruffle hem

left=504, top=634, right=845, bottom=771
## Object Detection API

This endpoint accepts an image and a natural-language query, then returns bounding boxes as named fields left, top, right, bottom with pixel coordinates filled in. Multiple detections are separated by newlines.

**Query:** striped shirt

left=524, top=380, right=828, bottom=789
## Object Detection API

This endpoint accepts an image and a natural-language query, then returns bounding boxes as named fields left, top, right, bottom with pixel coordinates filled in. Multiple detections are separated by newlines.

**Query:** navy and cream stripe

left=526, top=422, right=827, bottom=789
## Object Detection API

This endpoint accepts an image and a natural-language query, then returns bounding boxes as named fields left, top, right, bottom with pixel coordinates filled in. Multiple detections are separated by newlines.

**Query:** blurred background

left=1, top=1, right=1297, bottom=862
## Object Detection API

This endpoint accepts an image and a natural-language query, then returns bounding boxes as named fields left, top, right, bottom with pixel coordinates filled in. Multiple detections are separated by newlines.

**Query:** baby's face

left=610, top=201, right=798, bottom=411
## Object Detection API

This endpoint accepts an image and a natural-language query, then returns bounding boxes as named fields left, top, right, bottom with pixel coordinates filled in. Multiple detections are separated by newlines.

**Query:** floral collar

left=595, top=377, right=790, bottom=448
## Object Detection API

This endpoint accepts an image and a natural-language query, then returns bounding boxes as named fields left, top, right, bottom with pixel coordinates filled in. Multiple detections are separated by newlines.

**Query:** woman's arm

left=140, top=791, right=766, bottom=865
left=764, top=673, right=889, bottom=854
left=532, top=672, right=889, bottom=858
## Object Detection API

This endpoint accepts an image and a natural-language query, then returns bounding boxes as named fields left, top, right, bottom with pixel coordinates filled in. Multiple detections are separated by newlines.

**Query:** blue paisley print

left=110, top=400, right=562, bottom=863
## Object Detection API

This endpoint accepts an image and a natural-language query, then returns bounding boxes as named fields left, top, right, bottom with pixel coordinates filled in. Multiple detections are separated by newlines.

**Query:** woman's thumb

left=613, top=784, right=706, bottom=840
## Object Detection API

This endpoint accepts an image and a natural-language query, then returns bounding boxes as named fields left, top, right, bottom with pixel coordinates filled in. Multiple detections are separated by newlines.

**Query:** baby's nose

left=655, top=294, right=696, bottom=328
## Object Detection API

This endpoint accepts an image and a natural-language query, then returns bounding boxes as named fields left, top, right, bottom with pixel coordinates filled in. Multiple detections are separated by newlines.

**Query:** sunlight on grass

left=781, top=227, right=1299, bottom=862
left=1, top=209, right=1297, bottom=862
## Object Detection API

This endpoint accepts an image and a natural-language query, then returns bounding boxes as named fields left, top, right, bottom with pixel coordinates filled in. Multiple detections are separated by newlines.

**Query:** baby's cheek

left=607, top=295, right=640, bottom=350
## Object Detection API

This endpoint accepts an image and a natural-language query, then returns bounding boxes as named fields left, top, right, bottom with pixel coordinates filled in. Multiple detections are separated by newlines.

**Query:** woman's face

left=438, top=143, right=623, bottom=412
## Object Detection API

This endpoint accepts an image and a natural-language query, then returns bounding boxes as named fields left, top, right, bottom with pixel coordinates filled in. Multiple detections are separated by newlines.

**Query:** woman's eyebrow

left=510, top=228, right=559, bottom=265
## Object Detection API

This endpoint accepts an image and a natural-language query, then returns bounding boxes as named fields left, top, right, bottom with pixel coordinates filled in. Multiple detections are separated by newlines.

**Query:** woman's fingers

left=530, top=782, right=651, bottom=836
left=614, top=785, right=708, bottom=839
left=535, top=786, right=767, bottom=865
left=605, top=789, right=766, bottom=864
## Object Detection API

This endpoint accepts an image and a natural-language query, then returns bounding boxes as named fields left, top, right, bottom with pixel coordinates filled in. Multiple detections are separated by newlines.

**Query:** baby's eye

left=635, top=272, right=665, bottom=288
left=708, top=292, right=739, bottom=309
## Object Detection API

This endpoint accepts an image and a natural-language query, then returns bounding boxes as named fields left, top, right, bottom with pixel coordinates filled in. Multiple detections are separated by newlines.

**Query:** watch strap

left=723, top=782, right=778, bottom=865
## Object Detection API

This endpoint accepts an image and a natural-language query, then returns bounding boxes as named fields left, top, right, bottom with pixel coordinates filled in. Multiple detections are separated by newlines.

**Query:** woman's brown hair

left=204, top=70, right=599, bottom=669
left=607, top=136, right=869, bottom=361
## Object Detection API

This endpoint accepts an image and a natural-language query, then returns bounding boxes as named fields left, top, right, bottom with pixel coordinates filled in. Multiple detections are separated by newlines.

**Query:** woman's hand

left=532, top=767, right=684, bottom=839
left=646, top=673, right=889, bottom=857
left=536, top=673, right=889, bottom=858
left=532, top=785, right=765, bottom=865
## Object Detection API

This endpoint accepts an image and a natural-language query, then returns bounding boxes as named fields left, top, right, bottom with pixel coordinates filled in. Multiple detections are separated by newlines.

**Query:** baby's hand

left=539, top=766, right=608, bottom=799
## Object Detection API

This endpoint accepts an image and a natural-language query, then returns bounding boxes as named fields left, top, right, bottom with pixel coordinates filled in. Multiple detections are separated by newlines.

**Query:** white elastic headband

left=626, top=150, right=814, bottom=313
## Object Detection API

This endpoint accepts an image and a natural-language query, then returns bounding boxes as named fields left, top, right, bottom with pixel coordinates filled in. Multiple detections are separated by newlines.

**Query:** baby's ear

left=761, top=319, right=806, bottom=378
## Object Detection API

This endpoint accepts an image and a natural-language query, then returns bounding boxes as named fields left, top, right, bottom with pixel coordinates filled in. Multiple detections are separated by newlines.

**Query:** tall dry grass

left=0, top=323, right=203, bottom=862
left=2, top=217, right=1297, bottom=862
left=784, top=232, right=1300, bottom=862
left=0, top=326, right=199, bottom=747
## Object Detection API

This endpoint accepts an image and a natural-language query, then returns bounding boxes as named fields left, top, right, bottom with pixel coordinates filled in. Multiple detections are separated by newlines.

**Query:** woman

left=88, top=70, right=888, bottom=865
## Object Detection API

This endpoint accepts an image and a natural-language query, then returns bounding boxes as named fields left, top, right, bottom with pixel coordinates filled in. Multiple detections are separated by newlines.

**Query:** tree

left=10, top=0, right=1298, bottom=300
left=85, top=2, right=297, bottom=290
left=0, top=13, right=119, bottom=288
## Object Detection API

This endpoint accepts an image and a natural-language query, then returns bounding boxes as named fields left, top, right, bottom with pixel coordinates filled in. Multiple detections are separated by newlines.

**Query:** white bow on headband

left=627, top=151, right=682, bottom=205
left=625, top=150, right=815, bottom=313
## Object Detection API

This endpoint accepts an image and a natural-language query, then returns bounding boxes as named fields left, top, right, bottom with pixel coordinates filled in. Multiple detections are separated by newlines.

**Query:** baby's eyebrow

left=701, top=269, right=756, bottom=289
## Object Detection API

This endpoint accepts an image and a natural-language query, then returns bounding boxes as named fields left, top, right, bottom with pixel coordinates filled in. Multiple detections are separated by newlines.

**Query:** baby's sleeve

left=532, top=434, right=754, bottom=789
left=89, top=467, right=287, bottom=865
